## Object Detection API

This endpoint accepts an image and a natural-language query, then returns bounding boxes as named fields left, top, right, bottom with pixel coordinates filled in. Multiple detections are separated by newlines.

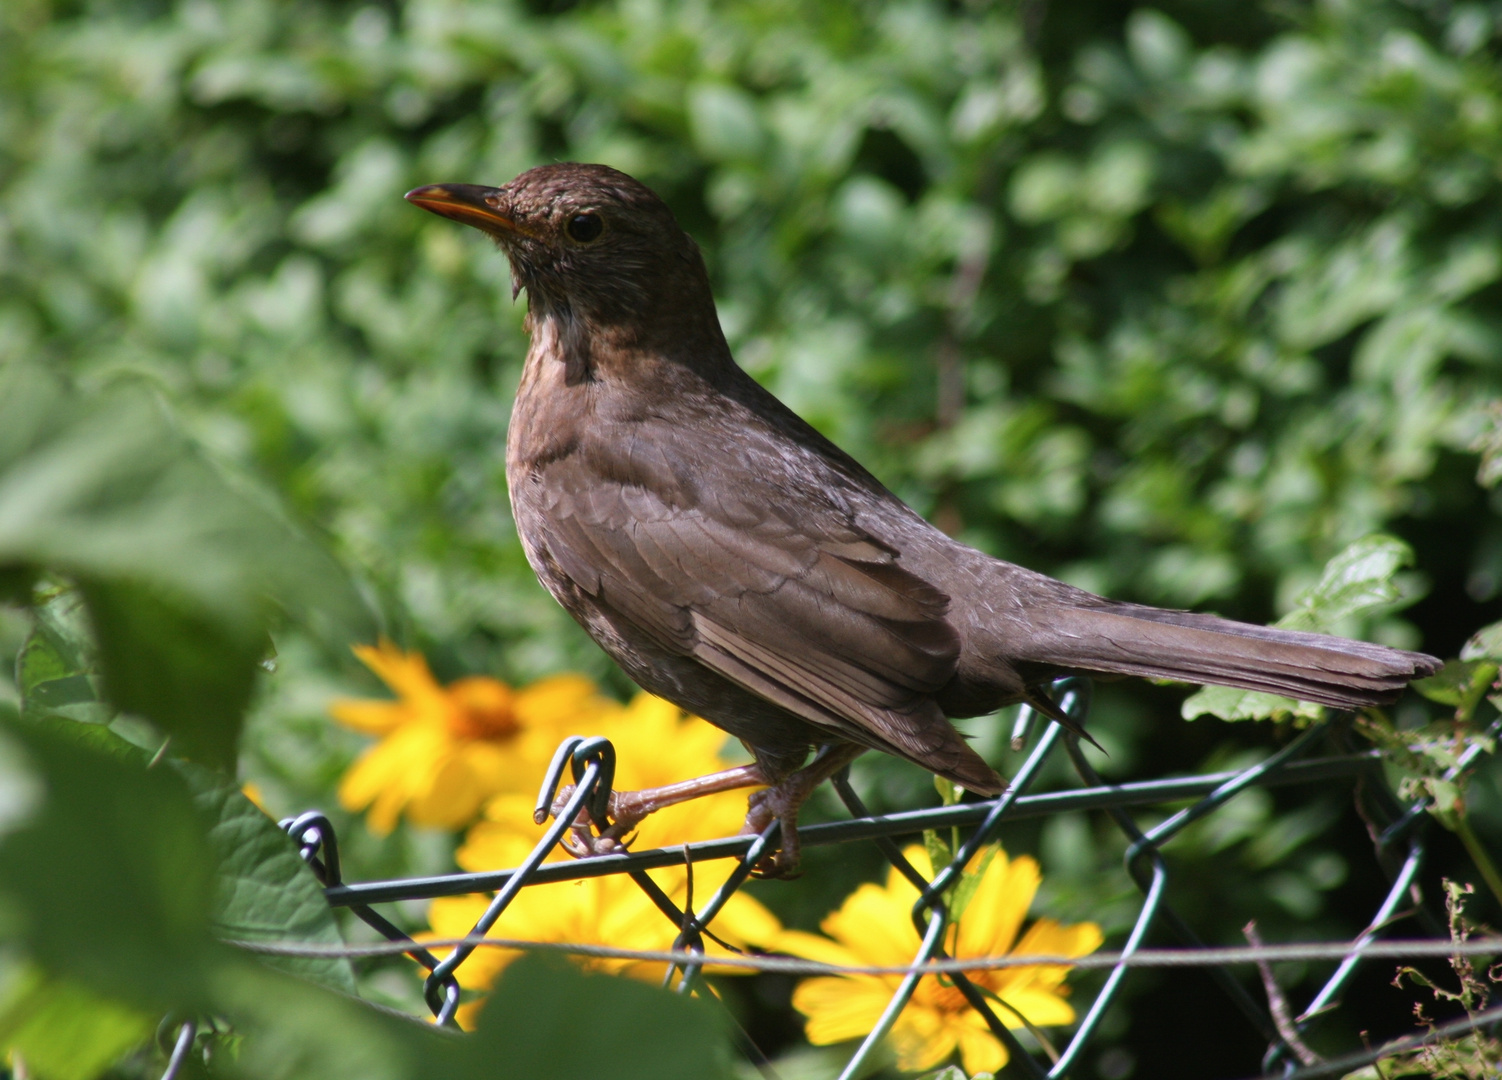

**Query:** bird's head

left=405, top=163, right=703, bottom=327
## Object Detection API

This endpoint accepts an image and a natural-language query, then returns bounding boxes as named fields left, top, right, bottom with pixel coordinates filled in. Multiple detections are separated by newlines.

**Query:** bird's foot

left=739, top=786, right=804, bottom=878
left=735, top=745, right=866, bottom=878
left=548, top=786, right=651, bottom=857
left=544, top=765, right=768, bottom=861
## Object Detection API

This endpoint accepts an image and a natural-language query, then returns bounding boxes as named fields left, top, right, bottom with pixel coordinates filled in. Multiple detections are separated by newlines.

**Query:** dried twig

left=1245, top=920, right=1323, bottom=1067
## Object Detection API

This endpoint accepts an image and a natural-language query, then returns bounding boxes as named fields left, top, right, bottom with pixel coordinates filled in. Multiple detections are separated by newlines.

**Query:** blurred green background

left=3, top=0, right=1502, bottom=1076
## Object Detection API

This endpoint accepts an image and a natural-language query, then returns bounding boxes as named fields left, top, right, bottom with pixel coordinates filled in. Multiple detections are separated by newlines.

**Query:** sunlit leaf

left=179, top=763, right=357, bottom=996
left=0, top=970, right=153, bottom=1080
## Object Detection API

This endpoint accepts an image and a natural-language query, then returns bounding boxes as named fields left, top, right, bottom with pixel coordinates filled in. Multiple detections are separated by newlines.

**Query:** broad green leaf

left=1413, top=659, right=1497, bottom=712
left=0, top=365, right=372, bottom=768
left=82, top=580, right=263, bottom=769
left=15, top=592, right=112, bottom=728
left=1460, top=620, right=1502, bottom=662
left=222, top=953, right=737, bottom=1080
left=1277, top=535, right=1414, bottom=634
left=0, top=718, right=218, bottom=1009
left=458, top=954, right=736, bottom=1080
left=1182, top=684, right=1325, bottom=723
left=17, top=643, right=98, bottom=720
left=210, top=961, right=450, bottom=1080
left=178, top=763, right=357, bottom=996
left=0, top=970, right=153, bottom=1080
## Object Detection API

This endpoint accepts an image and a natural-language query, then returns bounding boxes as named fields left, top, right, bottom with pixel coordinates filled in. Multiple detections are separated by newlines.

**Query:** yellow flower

left=330, top=640, right=615, bottom=834
left=429, top=691, right=778, bottom=1027
left=776, top=844, right=1102, bottom=1076
left=456, top=690, right=758, bottom=869
left=428, top=858, right=782, bottom=1027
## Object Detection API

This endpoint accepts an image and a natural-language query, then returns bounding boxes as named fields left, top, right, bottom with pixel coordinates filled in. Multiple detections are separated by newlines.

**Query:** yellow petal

left=822, top=883, right=921, bottom=967
left=337, top=725, right=445, bottom=825
left=514, top=674, right=610, bottom=731
left=955, top=851, right=1040, bottom=958
left=453, top=999, right=484, bottom=1031
left=1012, top=917, right=1104, bottom=960
left=708, top=890, right=785, bottom=953
left=773, top=929, right=870, bottom=969
left=989, top=986, right=1077, bottom=1028
left=327, top=699, right=410, bottom=735
left=353, top=639, right=447, bottom=708
left=459, top=795, right=571, bottom=871
left=240, top=782, right=269, bottom=815
left=792, top=976, right=895, bottom=1045
left=456, top=819, right=557, bottom=872
left=405, top=752, right=492, bottom=830
left=889, top=1004, right=959, bottom=1072
left=423, top=894, right=514, bottom=989
left=630, top=790, right=749, bottom=849
left=955, top=1019, right=1009, bottom=1075
left=987, top=918, right=1103, bottom=1002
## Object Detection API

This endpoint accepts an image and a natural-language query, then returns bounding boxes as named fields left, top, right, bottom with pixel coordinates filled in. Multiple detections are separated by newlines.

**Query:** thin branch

left=1245, top=921, right=1322, bottom=1067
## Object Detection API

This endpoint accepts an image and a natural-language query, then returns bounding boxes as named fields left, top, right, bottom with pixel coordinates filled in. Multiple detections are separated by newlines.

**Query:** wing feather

left=531, top=442, right=970, bottom=766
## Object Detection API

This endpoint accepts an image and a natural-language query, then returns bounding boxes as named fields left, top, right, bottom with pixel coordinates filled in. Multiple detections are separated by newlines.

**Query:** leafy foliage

left=2, top=0, right=1502, bottom=1076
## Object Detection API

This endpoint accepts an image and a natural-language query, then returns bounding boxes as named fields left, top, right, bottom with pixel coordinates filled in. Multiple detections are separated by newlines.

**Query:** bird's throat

left=525, top=306, right=593, bottom=386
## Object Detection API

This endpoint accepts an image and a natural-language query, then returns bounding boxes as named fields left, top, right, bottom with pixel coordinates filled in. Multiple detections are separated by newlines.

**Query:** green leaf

left=16, top=592, right=111, bottom=727
left=0, top=718, right=218, bottom=1009
left=0, top=364, right=372, bottom=769
left=1413, top=659, right=1497, bottom=713
left=1278, top=535, right=1415, bottom=634
left=924, top=829, right=953, bottom=879
left=459, top=954, right=736, bottom=1079
left=177, top=763, right=357, bottom=995
left=212, top=961, right=449, bottom=1080
left=1460, top=620, right=1502, bottom=662
left=1181, top=684, right=1324, bottom=724
left=82, top=580, right=264, bottom=769
left=948, top=845, right=999, bottom=924
left=0, top=970, right=153, bottom=1080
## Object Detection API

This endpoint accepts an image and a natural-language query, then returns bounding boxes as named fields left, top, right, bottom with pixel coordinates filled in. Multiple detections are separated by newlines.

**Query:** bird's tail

left=1023, top=598, right=1439, bottom=709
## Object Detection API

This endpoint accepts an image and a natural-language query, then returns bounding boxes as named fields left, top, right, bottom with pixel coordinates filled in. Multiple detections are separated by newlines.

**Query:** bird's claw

left=739, top=787, right=803, bottom=879
left=547, top=784, right=644, bottom=859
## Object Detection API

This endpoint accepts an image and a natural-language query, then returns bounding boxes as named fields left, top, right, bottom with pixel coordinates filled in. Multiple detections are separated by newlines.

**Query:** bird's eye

left=566, top=213, right=603, bottom=242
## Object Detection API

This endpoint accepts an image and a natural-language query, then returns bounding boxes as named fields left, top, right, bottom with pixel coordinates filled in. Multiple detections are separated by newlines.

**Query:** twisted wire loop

left=286, top=681, right=1501, bottom=1074
left=281, top=811, right=460, bottom=1024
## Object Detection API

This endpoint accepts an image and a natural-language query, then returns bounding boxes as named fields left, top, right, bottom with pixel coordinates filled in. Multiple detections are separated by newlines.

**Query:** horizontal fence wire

left=319, top=752, right=1386, bottom=906
left=234, top=933, right=1502, bottom=974
left=277, top=679, right=1502, bottom=1079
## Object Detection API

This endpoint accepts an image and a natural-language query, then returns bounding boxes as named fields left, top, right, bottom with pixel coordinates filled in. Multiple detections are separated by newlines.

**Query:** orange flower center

left=445, top=678, right=520, bottom=741
left=920, top=975, right=974, bottom=1015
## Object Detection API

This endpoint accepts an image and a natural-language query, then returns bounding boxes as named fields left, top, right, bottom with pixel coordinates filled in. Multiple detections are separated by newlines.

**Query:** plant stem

left=1452, top=814, right=1502, bottom=911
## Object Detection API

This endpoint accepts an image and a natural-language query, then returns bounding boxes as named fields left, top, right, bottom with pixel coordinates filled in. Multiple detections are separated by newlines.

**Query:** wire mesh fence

left=273, top=678, right=1502, bottom=1079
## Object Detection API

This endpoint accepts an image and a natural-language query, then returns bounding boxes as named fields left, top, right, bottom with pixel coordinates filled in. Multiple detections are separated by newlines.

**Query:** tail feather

left=1030, top=601, right=1440, bottom=709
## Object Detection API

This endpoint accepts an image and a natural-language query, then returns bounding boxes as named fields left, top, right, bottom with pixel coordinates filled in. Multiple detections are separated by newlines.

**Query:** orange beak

left=404, top=184, right=530, bottom=239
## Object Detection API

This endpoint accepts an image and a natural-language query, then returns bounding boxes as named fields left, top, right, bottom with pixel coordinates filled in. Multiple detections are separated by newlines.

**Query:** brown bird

left=406, top=164, right=1439, bottom=874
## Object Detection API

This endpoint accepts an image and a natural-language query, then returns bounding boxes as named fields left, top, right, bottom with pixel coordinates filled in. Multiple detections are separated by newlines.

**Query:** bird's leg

left=739, top=744, right=867, bottom=879
left=550, top=764, right=769, bottom=857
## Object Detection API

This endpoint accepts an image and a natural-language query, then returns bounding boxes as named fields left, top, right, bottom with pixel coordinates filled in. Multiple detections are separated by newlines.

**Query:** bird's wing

left=531, top=429, right=974, bottom=770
